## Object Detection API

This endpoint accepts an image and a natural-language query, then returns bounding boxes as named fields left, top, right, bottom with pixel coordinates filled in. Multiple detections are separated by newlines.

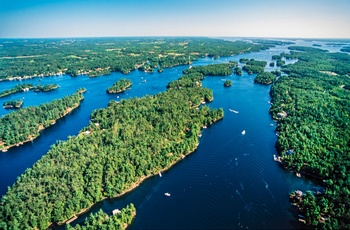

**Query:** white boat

left=159, top=172, right=162, bottom=177
left=241, top=130, right=246, bottom=135
left=164, top=192, right=171, bottom=197
left=229, top=109, right=239, bottom=113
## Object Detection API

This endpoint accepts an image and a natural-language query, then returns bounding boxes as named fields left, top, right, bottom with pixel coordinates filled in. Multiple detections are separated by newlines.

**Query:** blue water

left=0, top=41, right=325, bottom=229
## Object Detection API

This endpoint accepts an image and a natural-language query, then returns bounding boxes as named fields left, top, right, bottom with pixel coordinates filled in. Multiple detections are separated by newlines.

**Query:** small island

left=223, top=80, right=232, bottom=87
left=33, top=84, right=59, bottom=92
left=239, top=58, right=249, bottom=63
left=242, top=59, right=266, bottom=74
left=254, top=72, right=277, bottom=85
left=234, top=66, right=242, bottom=75
left=0, top=84, right=33, bottom=98
left=106, top=79, right=132, bottom=93
left=3, top=99, right=23, bottom=109
left=183, top=63, right=237, bottom=76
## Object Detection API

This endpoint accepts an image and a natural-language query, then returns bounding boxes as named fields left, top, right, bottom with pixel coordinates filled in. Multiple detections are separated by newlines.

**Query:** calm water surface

left=0, top=40, right=329, bottom=229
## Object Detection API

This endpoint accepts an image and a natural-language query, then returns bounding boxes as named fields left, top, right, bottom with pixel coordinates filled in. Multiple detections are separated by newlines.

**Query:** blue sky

left=0, top=0, right=349, bottom=38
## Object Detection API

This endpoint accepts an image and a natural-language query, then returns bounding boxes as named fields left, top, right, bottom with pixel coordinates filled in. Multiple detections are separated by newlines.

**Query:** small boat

left=229, top=109, right=239, bottom=113
left=159, top=172, right=162, bottom=177
left=164, top=193, right=171, bottom=197
left=241, top=130, right=246, bottom=135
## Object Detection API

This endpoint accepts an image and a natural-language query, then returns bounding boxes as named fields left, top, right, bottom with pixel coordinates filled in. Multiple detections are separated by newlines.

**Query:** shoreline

left=106, top=83, right=132, bottom=94
left=0, top=101, right=82, bottom=152
left=57, top=115, right=223, bottom=227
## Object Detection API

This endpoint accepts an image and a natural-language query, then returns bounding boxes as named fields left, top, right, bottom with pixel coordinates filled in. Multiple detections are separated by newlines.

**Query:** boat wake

left=229, top=108, right=239, bottom=113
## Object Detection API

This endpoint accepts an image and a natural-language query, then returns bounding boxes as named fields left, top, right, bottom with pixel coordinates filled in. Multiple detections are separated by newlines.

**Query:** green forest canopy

left=0, top=38, right=271, bottom=79
left=0, top=90, right=85, bottom=150
left=0, top=72, right=223, bottom=229
left=270, top=46, right=350, bottom=229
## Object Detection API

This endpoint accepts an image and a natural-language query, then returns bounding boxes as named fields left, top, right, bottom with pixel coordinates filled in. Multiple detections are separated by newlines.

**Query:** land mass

left=106, top=79, right=132, bottom=94
left=0, top=70, right=223, bottom=229
left=270, top=46, right=350, bottom=229
left=0, top=89, right=85, bottom=152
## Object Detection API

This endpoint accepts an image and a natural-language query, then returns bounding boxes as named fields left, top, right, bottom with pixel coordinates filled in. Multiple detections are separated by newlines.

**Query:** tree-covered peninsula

left=0, top=38, right=271, bottom=80
left=0, top=73, right=223, bottom=229
left=0, top=90, right=85, bottom=151
left=270, top=46, right=350, bottom=229
left=106, top=79, right=132, bottom=94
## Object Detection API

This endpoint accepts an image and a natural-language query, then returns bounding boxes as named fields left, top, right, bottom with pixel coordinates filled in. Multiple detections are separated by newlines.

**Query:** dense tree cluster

left=182, top=63, right=236, bottom=76
left=239, top=58, right=249, bottom=63
left=223, top=80, right=232, bottom=87
left=106, top=79, right=132, bottom=94
left=3, top=99, right=23, bottom=109
left=270, top=46, right=350, bottom=229
left=66, top=204, right=136, bottom=230
left=0, top=38, right=271, bottom=80
left=0, top=83, right=59, bottom=98
left=33, top=84, right=59, bottom=92
left=246, top=59, right=267, bottom=67
left=166, top=73, right=204, bottom=89
left=242, top=59, right=265, bottom=74
left=0, top=84, right=33, bottom=98
left=0, top=73, right=223, bottom=229
left=0, top=90, right=84, bottom=150
left=254, top=72, right=277, bottom=85
left=234, top=66, right=242, bottom=75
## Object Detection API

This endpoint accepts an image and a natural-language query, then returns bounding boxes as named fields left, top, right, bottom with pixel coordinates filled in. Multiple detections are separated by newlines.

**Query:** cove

left=0, top=40, right=323, bottom=229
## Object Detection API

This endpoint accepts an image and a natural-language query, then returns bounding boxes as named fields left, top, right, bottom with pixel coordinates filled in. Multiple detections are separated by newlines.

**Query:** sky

left=0, top=0, right=349, bottom=38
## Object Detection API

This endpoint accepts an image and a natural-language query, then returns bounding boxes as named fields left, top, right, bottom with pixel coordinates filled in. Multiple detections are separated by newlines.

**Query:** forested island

left=0, top=90, right=85, bottom=151
left=269, top=46, right=350, bottom=229
left=3, top=99, right=23, bottom=109
left=33, top=83, right=59, bottom=92
left=254, top=72, right=277, bottom=85
left=223, top=80, right=232, bottom=87
left=242, top=59, right=266, bottom=74
left=0, top=71, right=224, bottom=229
left=0, top=83, right=59, bottom=98
left=182, top=63, right=237, bottom=76
left=0, top=84, right=33, bottom=98
left=106, top=79, right=132, bottom=94
left=0, top=38, right=272, bottom=80
left=234, top=66, right=242, bottom=75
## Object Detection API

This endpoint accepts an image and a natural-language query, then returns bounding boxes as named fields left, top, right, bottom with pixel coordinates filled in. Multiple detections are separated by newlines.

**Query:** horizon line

left=1, top=36, right=350, bottom=40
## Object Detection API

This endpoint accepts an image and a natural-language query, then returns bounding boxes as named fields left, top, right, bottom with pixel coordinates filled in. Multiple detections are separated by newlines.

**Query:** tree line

left=0, top=90, right=85, bottom=151
left=269, top=46, right=350, bottom=229
left=0, top=38, right=272, bottom=80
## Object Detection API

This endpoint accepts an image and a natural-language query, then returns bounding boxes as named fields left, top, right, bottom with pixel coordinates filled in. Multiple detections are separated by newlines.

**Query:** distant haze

left=0, top=0, right=349, bottom=38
